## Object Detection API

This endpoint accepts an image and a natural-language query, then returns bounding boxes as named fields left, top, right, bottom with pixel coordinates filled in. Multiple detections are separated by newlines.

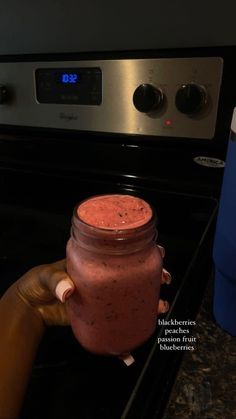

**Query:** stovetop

left=0, top=168, right=217, bottom=419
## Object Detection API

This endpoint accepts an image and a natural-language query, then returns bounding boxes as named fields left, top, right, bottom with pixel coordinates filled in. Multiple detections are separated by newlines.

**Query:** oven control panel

left=35, top=67, right=102, bottom=105
left=0, top=57, right=223, bottom=139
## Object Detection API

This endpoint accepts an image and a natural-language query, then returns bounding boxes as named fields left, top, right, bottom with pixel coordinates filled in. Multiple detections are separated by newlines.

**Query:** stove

left=0, top=46, right=235, bottom=418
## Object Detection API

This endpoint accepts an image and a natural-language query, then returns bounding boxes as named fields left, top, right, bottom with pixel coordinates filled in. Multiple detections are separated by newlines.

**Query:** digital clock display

left=35, top=67, right=102, bottom=105
left=61, top=73, right=79, bottom=84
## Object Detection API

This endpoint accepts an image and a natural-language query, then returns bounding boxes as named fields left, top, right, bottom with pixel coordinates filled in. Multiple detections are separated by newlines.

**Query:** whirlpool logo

left=59, top=112, right=78, bottom=121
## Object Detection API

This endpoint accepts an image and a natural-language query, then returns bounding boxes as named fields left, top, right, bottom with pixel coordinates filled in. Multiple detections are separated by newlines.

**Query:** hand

left=15, top=259, right=75, bottom=327
left=0, top=260, right=75, bottom=418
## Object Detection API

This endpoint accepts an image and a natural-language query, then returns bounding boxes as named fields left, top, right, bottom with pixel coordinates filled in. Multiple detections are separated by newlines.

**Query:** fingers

left=157, top=245, right=165, bottom=258
left=161, top=268, right=172, bottom=284
left=157, top=245, right=172, bottom=284
left=157, top=245, right=171, bottom=314
left=158, top=299, right=169, bottom=314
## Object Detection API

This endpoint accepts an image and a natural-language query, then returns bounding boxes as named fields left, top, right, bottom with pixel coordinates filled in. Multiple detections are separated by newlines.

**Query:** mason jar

left=66, top=194, right=163, bottom=355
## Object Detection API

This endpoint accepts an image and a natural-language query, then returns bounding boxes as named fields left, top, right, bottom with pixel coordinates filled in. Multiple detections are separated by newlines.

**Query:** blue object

left=213, top=108, right=236, bottom=336
left=61, top=73, right=78, bottom=83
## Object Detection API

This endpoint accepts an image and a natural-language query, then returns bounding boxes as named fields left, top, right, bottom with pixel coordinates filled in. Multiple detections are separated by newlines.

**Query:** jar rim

left=72, top=193, right=157, bottom=234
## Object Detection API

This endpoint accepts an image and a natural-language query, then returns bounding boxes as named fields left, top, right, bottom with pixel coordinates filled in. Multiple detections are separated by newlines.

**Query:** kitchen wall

left=0, top=0, right=235, bottom=55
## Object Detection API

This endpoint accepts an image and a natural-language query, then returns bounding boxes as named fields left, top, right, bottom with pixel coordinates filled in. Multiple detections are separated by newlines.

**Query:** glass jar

left=66, top=194, right=163, bottom=355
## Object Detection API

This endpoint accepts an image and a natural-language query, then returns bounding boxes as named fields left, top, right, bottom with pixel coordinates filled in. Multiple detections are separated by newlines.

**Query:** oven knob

left=0, top=85, right=8, bottom=104
left=133, top=84, right=164, bottom=113
left=175, top=83, right=207, bottom=115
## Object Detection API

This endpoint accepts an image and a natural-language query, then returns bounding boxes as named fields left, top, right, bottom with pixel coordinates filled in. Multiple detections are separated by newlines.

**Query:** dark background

left=0, top=1, right=235, bottom=55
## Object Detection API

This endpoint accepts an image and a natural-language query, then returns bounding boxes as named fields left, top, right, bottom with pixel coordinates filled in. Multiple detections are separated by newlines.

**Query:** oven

left=0, top=46, right=235, bottom=419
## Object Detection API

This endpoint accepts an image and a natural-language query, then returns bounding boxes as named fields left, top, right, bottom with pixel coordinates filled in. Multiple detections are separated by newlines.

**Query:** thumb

left=40, top=262, right=75, bottom=303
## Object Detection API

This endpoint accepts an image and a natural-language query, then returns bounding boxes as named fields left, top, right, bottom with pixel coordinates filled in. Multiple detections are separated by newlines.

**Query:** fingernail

left=55, top=280, right=74, bottom=303
left=162, top=300, right=169, bottom=313
left=157, top=299, right=170, bottom=314
left=162, top=269, right=172, bottom=284
left=158, top=245, right=165, bottom=258
left=118, top=353, right=135, bottom=366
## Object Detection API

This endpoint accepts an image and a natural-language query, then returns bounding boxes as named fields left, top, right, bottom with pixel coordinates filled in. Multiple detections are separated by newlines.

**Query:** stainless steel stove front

left=0, top=57, right=223, bottom=139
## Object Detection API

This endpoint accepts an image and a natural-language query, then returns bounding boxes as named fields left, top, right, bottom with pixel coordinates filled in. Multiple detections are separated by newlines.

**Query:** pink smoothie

left=67, top=194, right=162, bottom=355
left=77, top=194, right=153, bottom=230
